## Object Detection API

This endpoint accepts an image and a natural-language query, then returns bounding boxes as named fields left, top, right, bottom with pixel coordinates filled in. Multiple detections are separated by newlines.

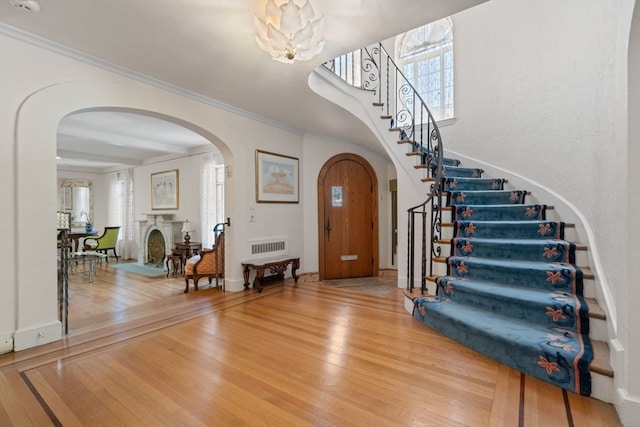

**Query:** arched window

left=397, top=17, right=454, bottom=121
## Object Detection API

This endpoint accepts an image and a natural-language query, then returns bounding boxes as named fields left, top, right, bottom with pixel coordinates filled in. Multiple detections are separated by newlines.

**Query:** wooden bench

left=241, top=256, right=299, bottom=293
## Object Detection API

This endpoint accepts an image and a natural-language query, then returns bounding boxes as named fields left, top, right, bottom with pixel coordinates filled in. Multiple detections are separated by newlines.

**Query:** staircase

left=321, top=43, right=613, bottom=401
left=410, top=159, right=613, bottom=399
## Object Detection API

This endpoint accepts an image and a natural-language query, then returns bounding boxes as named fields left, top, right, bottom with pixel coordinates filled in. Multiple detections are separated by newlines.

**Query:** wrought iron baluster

left=322, top=42, right=444, bottom=296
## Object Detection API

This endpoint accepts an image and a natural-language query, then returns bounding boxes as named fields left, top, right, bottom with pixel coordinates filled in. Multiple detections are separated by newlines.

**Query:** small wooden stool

left=165, top=254, right=183, bottom=277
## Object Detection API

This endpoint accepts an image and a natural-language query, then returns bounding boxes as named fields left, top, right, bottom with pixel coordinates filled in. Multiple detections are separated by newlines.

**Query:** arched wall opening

left=13, top=80, right=247, bottom=351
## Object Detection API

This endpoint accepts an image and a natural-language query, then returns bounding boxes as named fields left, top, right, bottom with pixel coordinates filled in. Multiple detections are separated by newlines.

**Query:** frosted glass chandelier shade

left=254, top=0, right=325, bottom=63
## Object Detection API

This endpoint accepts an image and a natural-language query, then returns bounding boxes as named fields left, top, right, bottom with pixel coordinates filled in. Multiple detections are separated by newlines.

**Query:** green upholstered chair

left=83, top=226, right=121, bottom=263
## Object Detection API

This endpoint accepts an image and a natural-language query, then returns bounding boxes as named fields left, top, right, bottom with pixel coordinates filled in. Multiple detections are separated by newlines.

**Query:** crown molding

left=0, top=22, right=304, bottom=137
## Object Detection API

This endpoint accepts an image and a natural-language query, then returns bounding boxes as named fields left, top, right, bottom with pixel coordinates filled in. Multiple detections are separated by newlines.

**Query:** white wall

left=446, top=0, right=636, bottom=417
left=448, top=1, right=633, bottom=319
left=132, top=155, right=205, bottom=250
left=621, top=1, right=640, bottom=424
left=301, top=134, right=395, bottom=274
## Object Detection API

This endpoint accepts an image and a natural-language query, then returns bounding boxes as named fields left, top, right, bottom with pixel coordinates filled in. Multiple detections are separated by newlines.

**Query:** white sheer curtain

left=200, top=152, right=225, bottom=248
left=108, top=169, right=136, bottom=260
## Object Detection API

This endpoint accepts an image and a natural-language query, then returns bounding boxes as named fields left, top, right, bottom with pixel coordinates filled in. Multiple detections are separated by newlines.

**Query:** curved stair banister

left=324, top=42, right=445, bottom=294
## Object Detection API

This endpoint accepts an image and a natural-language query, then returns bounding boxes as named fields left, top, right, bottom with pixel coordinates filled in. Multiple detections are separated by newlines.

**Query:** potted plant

left=82, top=211, right=93, bottom=233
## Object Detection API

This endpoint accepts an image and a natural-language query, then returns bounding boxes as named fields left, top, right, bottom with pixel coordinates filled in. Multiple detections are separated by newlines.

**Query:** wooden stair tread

left=426, top=274, right=603, bottom=320
left=403, top=289, right=427, bottom=301
left=585, top=297, right=606, bottom=320
left=439, top=205, right=556, bottom=211
left=381, top=115, right=392, bottom=119
left=397, top=140, right=413, bottom=145
left=432, top=257, right=594, bottom=278
left=435, top=239, right=587, bottom=250
left=441, top=222, right=575, bottom=228
left=591, top=339, right=614, bottom=377
left=443, top=190, right=533, bottom=196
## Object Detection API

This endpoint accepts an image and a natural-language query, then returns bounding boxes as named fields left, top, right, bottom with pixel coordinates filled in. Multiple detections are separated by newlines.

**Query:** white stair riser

left=591, top=372, right=614, bottom=403
left=589, top=317, right=608, bottom=342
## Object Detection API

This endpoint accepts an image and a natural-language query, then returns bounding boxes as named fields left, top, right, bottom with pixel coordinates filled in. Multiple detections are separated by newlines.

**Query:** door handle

left=326, top=217, right=331, bottom=240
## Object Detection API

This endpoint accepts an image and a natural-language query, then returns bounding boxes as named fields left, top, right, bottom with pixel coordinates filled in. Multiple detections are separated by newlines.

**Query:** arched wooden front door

left=318, top=153, right=379, bottom=280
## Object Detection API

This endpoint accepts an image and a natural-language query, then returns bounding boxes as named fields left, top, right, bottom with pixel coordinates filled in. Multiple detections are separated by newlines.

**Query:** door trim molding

left=317, top=153, right=379, bottom=280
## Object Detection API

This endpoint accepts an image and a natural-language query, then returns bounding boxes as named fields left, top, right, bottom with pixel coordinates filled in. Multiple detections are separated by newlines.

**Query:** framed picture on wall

left=151, top=169, right=179, bottom=210
left=255, top=150, right=299, bottom=203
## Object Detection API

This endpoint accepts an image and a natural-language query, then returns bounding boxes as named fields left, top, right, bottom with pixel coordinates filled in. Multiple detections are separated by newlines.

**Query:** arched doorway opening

left=11, top=80, right=239, bottom=350
left=56, top=108, right=227, bottom=332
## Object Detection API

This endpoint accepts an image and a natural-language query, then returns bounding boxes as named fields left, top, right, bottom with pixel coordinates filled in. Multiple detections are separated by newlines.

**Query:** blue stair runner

left=412, top=158, right=593, bottom=396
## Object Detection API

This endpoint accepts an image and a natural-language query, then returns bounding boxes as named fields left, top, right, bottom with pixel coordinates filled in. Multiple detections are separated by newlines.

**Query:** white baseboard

left=13, top=321, right=62, bottom=351
left=615, top=388, right=640, bottom=426
left=0, top=334, right=13, bottom=354
left=224, top=278, right=248, bottom=293
left=403, top=295, right=414, bottom=315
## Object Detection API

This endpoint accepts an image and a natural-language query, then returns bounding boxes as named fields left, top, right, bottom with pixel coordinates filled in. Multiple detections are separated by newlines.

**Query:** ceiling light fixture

left=254, top=0, right=325, bottom=64
left=10, top=0, right=40, bottom=12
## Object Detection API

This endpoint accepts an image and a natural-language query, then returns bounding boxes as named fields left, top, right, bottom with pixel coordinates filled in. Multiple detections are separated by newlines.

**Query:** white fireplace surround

left=136, top=214, right=183, bottom=265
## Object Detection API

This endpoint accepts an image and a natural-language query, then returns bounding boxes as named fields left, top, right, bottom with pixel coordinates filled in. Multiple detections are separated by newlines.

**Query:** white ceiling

left=0, top=0, right=487, bottom=173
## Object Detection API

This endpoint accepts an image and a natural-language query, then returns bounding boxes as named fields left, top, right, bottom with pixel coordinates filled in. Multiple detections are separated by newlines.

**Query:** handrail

left=213, top=218, right=231, bottom=290
left=324, top=43, right=445, bottom=294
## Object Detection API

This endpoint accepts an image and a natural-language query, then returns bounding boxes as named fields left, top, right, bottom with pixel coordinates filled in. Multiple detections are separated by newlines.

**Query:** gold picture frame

left=255, top=150, right=299, bottom=203
left=151, top=169, right=179, bottom=210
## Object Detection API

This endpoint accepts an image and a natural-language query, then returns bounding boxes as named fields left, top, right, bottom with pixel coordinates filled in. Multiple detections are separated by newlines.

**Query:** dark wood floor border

left=19, top=371, right=62, bottom=427
left=518, top=371, right=576, bottom=426
left=563, top=389, right=575, bottom=427
left=519, top=372, right=525, bottom=427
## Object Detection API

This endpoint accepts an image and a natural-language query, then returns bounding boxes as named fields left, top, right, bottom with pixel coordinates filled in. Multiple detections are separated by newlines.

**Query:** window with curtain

left=200, top=152, right=225, bottom=248
left=398, top=17, right=454, bottom=122
left=108, top=169, right=135, bottom=260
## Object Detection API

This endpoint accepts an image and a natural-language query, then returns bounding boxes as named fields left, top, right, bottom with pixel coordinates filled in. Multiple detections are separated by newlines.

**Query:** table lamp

left=181, top=220, right=194, bottom=243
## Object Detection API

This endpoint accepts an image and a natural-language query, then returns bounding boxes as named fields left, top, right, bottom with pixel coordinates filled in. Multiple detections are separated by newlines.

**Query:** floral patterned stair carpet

left=412, top=162, right=593, bottom=396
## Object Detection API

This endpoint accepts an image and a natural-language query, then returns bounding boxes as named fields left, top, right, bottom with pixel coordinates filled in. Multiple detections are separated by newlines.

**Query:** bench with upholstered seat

left=184, top=230, right=224, bottom=293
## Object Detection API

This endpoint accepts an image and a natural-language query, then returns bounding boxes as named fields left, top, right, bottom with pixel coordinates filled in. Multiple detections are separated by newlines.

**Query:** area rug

left=322, top=277, right=398, bottom=296
left=111, top=262, right=166, bottom=277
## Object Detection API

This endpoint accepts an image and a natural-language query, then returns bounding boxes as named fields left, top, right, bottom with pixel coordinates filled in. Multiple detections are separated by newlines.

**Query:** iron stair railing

left=213, top=217, right=230, bottom=291
left=324, top=42, right=444, bottom=294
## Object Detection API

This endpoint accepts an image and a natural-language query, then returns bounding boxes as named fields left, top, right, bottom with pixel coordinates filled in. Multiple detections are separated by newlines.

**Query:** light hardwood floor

left=0, top=262, right=621, bottom=426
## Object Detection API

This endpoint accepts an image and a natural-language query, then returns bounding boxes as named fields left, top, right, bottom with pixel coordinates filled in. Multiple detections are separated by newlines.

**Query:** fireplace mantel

left=136, top=214, right=183, bottom=264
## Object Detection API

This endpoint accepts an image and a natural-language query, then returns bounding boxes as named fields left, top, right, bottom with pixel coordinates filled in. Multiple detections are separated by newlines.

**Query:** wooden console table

left=175, top=241, right=202, bottom=264
left=242, top=256, right=300, bottom=293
